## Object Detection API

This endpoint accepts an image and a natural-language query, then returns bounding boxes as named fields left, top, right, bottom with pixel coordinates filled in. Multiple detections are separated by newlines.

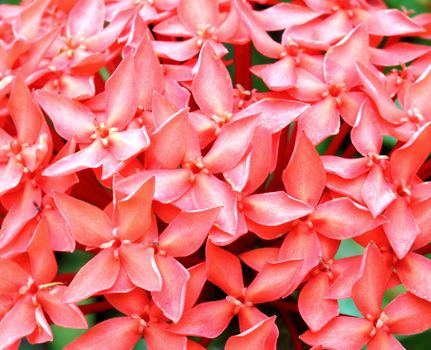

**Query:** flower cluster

left=1, top=0, right=431, bottom=349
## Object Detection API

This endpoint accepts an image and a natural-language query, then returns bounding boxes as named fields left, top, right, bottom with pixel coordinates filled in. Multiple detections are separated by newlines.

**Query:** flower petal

left=385, top=293, right=431, bottom=335
left=383, top=198, right=419, bottom=260
left=67, top=0, right=105, bottom=39
left=169, top=300, right=234, bottom=338
left=225, top=317, right=277, bottom=350
left=397, top=252, right=431, bottom=302
left=206, top=241, right=244, bottom=296
left=54, top=191, right=113, bottom=247
left=35, top=90, right=95, bottom=142
left=105, top=54, right=138, bottom=130
left=192, top=42, right=233, bottom=117
left=324, top=24, right=369, bottom=88
left=159, top=207, right=221, bottom=257
left=312, top=198, right=386, bottom=239
left=246, top=259, right=302, bottom=303
left=114, top=177, right=154, bottom=242
left=63, top=249, right=120, bottom=303
left=120, top=245, right=162, bottom=292
left=243, top=191, right=313, bottom=226
left=300, top=316, right=372, bottom=350
left=109, top=128, right=150, bottom=162
left=282, top=131, right=326, bottom=207
left=0, top=296, right=36, bottom=348
left=65, top=317, right=140, bottom=350
left=298, top=274, right=339, bottom=332
left=152, top=255, right=190, bottom=323
left=352, top=243, right=392, bottom=318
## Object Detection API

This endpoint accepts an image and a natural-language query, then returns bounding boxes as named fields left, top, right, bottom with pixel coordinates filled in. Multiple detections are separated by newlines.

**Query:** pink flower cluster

left=1, top=0, right=431, bottom=349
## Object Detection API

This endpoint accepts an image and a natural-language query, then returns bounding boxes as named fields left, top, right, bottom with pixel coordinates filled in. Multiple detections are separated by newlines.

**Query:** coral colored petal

left=63, top=249, right=120, bottom=303
left=351, top=99, right=383, bottom=156
left=67, top=0, right=105, bottom=39
left=204, top=115, right=257, bottom=173
left=120, top=245, right=162, bottom=292
left=390, top=122, right=431, bottom=184
left=0, top=158, right=23, bottom=196
left=240, top=248, right=279, bottom=272
left=83, top=9, right=133, bottom=52
left=38, top=287, right=87, bottom=329
left=312, top=198, right=386, bottom=240
left=104, top=289, right=149, bottom=316
left=370, top=43, right=431, bottom=67
left=54, top=192, right=113, bottom=247
left=286, top=11, right=352, bottom=50
left=8, top=74, right=42, bottom=144
left=0, top=181, right=40, bottom=249
left=233, top=0, right=285, bottom=58
left=169, top=300, right=235, bottom=338
left=254, top=3, right=323, bottom=31
left=225, top=317, right=277, bottom=350
left=368, top=330, right=404, bottom=350
left=114, top=177, right=154, bottom=242
left=403, top=65, right=431, bottom=118
left=385, top=293, right=431, bottom=335
left=206, top=241, right=244, bottom=296
left=184, top=263, right=207, bottom=310
left=175, top=174, right=238, bottom=234
left=356, top=63, right=406, bottom=123
left=152, top=255, right=190, bottom=323
left=145, top=323, right=187, bottom=350
left=145, top=108, right=189, bottom=169
left=43, top=140, right=109, bottom=176
left=282, top=131, right=326, bottom=207
left=0, top=258, right=29, bottom=294
left=235, top=98, right=309, bottom=133
left=324, top=25, right=369, bottom=89
left=35, top=90, right=95, bottom=142
left=321, top=156, right=369, bottom=179
left=0, top=296, right=36, bottom=348
left=159, top=207, right=220, bottom=257
left=134, top=30, right=164, bottom=110
left=300, top=316, right=372, bottom=350
left=362, top=165, right=396, bottom=218
left=192, top=42, right=232, bottom=117
left=298, top=274, right=339, bottom=332
left=105, top=54, right=138, bottom=130
left=177, top=0, right=218, bottom=32
left=27, top=217, right=57, bottom=285
left=109, top=128, right=150, bottom=162
left=397, top=252, right=431, bottom=302
left=246, top=259, right=302, bottom=303
left=243, top=191, right=313, bottom=226
left=153, top=38, right=200, bottom=62
left=298, top=97, right=340, bottom=145
left=65, top=317, right=140, bottom=350
left=278, top=225, right=321, bottom=280
left=117, top=169, right=191, bottom=204
left=383, top=198, right=420, bottom=260
left=259, top=57, right=297, bottom=91
left=352, top=243, right=392, bottom=318
left=153, top=15, right=191, bottom=37
left=366, top=9, right=424, bottom=36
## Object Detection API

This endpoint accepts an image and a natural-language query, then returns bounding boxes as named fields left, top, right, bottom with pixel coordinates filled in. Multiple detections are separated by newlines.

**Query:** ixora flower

left=2, top=0, right=431, bottom=349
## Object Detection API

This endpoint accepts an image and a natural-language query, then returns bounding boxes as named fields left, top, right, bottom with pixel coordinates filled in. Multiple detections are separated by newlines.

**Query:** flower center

left=91, top=122, right=119, bottom=147
left=405, top=108, right=424, bottom=124
left=183, top=157, right=210, bottom=181
left=196, top=24, right=217, bottom=48
left=367, top=311, right=389, bottom=337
